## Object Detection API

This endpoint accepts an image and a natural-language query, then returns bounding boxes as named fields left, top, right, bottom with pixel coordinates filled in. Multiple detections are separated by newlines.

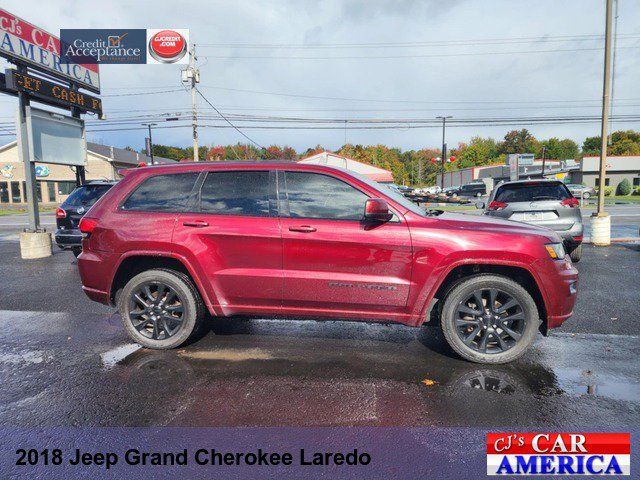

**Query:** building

left=437, top=155, right=639, bottom=191
left=574, top=156, right=640, bottom=189
left=0, top=140, right=174, bottom=206
left=437, top=159, right=577, bottom=189
left=298, top=151, right=394, bottom=183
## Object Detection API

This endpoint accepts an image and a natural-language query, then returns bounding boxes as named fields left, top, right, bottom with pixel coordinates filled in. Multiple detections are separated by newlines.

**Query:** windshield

left=348, top=170, right=430, bottom=216
left=62, top=184, right=113, bottom=208
left=494, top=182, right=571, bottom=203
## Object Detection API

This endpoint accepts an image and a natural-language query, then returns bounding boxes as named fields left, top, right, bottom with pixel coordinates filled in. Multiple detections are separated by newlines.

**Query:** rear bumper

left=54, top=229, right=82, bottom=248
left=78, top=249, right=118, bottom=306
left=533, top=257, right=579, bottom=330
left=557, top=222, right=584, bottom=245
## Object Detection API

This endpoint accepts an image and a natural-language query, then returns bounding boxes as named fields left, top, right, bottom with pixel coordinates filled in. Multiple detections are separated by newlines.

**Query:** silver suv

left=478, top=180, right=583, bottom=262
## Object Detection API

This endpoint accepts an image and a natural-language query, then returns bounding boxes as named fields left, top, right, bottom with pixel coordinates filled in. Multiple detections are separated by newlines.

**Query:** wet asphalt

left=0, top=238, right=638, bottom=428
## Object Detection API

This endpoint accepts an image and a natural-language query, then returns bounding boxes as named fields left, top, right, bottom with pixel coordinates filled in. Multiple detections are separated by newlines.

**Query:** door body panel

left=280, top=218, right=412, bottom=312
left=172, top=215, right=283, bottom=311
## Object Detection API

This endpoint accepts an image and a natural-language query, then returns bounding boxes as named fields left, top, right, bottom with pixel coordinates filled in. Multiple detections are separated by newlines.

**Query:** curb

left=583, top=237, right=640, bottom=244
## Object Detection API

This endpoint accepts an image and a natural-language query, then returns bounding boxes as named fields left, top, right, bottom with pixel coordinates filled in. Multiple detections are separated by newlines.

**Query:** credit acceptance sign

left=0, top=9, right=100, bottom=93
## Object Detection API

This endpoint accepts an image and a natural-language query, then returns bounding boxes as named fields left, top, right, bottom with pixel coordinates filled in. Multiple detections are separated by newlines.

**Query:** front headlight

left=545, top=243, right=565, bottom=260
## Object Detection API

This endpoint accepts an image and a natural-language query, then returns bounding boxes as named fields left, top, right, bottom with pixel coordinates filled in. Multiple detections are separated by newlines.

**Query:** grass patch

left=0, top=206, right=57, bottom=216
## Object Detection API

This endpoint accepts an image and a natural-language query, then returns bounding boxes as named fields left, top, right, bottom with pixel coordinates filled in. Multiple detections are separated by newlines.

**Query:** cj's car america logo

left=487, top=433, right=630, bottom=476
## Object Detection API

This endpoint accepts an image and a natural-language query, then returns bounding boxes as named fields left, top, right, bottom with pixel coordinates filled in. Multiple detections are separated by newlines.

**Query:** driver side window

left=282, top=171, right=369, bottom=220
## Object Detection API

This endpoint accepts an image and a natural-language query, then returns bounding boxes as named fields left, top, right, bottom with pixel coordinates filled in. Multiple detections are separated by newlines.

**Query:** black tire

left=569, top=244, right=582, bottom=263
left=440, top=274, right=540, bottom=364
left=118, top=268, right=205, bottom=349
left=72, top=247, right=82, bottom=258
left=582, top=192, right=591, bottom=199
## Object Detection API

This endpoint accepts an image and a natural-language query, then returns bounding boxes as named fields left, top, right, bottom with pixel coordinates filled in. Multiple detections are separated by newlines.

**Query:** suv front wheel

left=119, top=268, right=205, bottom=349
left=440, top=274, right=540, bottom=364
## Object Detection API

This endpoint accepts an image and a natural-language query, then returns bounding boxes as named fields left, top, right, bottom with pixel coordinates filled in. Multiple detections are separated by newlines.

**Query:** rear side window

left=283, top=171, right=369, bottom=220
left=63, top=185, right=112, bottom=208
left=494, top=182, right=571, bottom=203
left=200, top=171, right=270, bottom=217
left=122, top=173, right=198, bottom=212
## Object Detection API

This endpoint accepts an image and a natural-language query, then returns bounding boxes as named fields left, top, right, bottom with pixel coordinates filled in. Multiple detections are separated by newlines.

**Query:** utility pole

left=436, top=116, right=452, bottom=189
left=142, top=123, right=156, bottom=164
left=183, top=44, right=200, bottom=161
left=608, top=0, right=619, bottom=145
left=593, top=0, right=614, bottom=246
left=541, top=146, right=547, bottom=177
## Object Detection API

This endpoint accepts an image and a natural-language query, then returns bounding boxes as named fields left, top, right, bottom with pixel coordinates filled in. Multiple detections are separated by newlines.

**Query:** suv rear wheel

left=569, top=244, right=582, bottom=263
left=119, top=268, right=205, bottom=349
left=440, top=274, right=540, bottom=364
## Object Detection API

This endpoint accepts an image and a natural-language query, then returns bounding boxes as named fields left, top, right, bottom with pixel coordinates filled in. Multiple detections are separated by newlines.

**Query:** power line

left=197, top=33, right=640, bottom=49
left=198, top=45, right=638, bottom=60
left=194, top=87, right=268, bottom=153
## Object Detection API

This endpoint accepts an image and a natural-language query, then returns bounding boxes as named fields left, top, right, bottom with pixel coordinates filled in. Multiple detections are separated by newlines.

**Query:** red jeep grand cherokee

left=78, top=162, right=578, bottom=364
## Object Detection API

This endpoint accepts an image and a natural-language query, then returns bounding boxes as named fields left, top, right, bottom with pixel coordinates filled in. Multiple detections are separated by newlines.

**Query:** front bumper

left=54, top=228, right=82, bottom=249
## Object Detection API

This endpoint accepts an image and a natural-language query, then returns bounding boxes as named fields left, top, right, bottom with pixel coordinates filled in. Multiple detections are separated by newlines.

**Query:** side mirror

left=364, top=198, right=393, bottom=222
left=475, top=201, right=485, bottom=209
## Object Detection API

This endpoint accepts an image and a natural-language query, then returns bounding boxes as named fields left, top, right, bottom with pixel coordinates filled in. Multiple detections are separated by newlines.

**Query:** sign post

left=0, top=8, right=102, bottom=257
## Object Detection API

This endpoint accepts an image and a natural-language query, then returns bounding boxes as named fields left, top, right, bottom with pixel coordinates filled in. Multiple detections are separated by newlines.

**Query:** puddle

left=554, top=367, right=640, bottom=403
left=100, top=343, right=142, bottom=368
left=178, top=348, right=275, bottom=362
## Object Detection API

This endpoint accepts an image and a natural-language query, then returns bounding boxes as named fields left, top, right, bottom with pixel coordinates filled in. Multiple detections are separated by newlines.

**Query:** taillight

left=78, top=217, right=98, bottom=237
left=56, top=207, right=67, bottom=219
left=561, top=197, right=579, bottom=208
left=488, top=201, right=507, bottom=211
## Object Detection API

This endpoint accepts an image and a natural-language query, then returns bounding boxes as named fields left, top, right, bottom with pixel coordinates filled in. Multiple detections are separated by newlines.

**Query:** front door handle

left=289, top=225, right=316, bottom=233
left=183, top=220, right=209, bottom=228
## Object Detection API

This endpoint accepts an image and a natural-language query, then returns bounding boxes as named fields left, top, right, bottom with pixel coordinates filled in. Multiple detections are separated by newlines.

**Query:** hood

left=440, top=212, right=562, bottom=243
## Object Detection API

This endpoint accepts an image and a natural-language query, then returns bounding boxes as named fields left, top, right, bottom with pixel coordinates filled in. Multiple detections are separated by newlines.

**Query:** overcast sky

left=1, top=0, right=638, bottom=153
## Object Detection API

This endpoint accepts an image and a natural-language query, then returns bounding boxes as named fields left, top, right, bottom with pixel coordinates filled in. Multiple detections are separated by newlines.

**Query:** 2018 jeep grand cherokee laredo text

left=78, top=162, right=578, bottom=364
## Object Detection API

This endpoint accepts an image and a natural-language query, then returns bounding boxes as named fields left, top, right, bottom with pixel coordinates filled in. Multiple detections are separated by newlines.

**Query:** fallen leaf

left=421, top=378, right=438, bottom=386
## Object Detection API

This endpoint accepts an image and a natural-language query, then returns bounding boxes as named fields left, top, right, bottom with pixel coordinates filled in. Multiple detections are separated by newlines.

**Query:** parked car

left=55, top=181, right=116, bottom=256
left=444, top=186, right=460, bottom=196
left=78, top=163, right=577, bottom=364
left=566, top=184, right=596, bottom=199
left=386, top=184, right=414, bottom=196
left=478, top=179, right=583, bottom=262
left=457, top=182, right=487, bottom=197
left=414, top=186, right=441, bottom=195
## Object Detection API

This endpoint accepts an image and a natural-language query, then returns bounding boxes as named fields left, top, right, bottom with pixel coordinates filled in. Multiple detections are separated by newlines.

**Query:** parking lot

left=0, top=210, right=638, bottom=429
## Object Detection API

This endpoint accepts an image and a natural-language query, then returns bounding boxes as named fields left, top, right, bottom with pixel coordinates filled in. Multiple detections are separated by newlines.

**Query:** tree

left=617, top=178, right=632, bottom=196
left=498, top=129, right=539, bottom=155
left=539, top=137, right=579, bottom=160
left=582, top=130, right=640, bottom=156
left=454, top=137, right=500, bottom=168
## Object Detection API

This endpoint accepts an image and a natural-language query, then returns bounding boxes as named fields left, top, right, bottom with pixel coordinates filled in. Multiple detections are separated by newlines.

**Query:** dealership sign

left=487, top=432, right=630, bottom=476
left=5, top=69, right=102, bottom=115
left=0, top=8, right=100, bottom=93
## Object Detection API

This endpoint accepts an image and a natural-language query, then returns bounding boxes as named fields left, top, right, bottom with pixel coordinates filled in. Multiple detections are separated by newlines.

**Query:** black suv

left=55, top=181, right=116, bottom=256
left=456, top=182, right=487, bottom=197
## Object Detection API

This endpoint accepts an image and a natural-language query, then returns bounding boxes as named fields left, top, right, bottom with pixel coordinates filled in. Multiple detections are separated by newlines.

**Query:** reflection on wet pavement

left=0, top=311, right=638, bottom=428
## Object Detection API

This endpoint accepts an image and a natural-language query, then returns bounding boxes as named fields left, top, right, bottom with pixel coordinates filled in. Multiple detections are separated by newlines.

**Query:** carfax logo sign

left=487, top=432, right=630, bottom=476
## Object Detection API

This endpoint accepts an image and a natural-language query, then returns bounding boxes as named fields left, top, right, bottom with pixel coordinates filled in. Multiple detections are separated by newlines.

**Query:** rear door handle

left=289, top=225, right=316, bottom=233
left=183, top=220, right=209, bottom=228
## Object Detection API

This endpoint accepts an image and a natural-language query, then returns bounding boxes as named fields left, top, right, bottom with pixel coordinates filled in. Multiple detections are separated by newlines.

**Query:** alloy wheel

left=128, top=282, right=185, bottom=340
left=454, top=288, right=526, bottom=354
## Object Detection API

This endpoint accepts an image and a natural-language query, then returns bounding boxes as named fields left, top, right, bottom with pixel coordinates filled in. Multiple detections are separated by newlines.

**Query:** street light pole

left=142, top=123, right=157, bottom=164
left=592, top=0, right=614, bottom=246
left=436, top=116, right=452, bottom=189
